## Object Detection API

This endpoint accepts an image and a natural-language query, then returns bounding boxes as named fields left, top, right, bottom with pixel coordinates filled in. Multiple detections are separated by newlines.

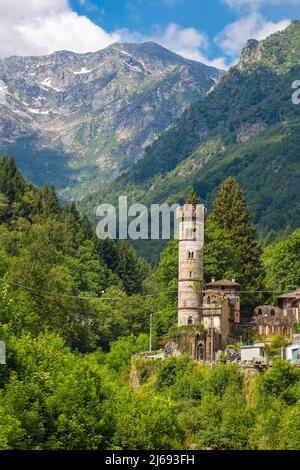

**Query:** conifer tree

left=186, top=188, right=200, bottom=207
left=61, top=203, right=81, bottom=255
left=115, top=241, right=147, bottom=295
left=0, top=193, right=9, bottom=223
left=0, top=156, right=26, bottom=202
left=35, top=184, right=61, bottom=217
left=79, top=215, right=94, bottom=241
left=210, top=177, right=264, bottom=289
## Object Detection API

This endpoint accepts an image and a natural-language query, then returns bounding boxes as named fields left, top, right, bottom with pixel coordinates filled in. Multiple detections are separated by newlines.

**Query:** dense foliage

left=81, top=21, right=300, bottom=251
left=1, top=157, right=300, bottom=450
left=2, top=328, right=300, bottom=450
left=263, top=228, right=300, bottom=295
left=210, top=177, right=264, bottom=289
left=0, top=156, right=148, bottom=351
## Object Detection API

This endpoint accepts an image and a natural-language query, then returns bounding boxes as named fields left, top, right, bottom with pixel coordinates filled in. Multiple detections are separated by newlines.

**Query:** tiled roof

left=206, top=279, right=241, bottom=287
left=278, top=287, right=300, bottom=299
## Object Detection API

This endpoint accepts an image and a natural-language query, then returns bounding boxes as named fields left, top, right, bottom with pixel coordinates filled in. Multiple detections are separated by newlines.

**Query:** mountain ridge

left=80, top=21, right=300, bottom=260
left=0, top=41, right=222, bottom=200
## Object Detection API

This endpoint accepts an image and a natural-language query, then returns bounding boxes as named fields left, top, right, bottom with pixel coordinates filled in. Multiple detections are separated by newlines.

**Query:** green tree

left=204, top=219, right=240, bottom=282
left=0, top=193, right=10, bottom=223
left=0, top=157, right=26, bottom=203
left=279, top=402, right=300, bottom=450
left=0, top=401, right=24, bottom=450
left=259, top=360, right=300, bottom=401
left=263, top=335, right=288, bottom=359
left=115, top=241, right=147, bottom=295
left=186, top=188, right=200, bottom=206
left=111, top=388, right=184, bottom=450
left=33, top=184, right=60, bottom=218
left=263, top=228, right=300, bottom=294
left=211, top=177, right=264, bottom=289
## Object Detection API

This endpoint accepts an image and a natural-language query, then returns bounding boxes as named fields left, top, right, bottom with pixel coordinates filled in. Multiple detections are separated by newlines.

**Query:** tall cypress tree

left=211, top=177, right=264, bottom=289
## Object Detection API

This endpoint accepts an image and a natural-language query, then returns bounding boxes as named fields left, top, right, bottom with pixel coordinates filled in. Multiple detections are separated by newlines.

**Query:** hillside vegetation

left=81, top=21, right=300, bottom=249
left=1, top=158, right=300, bottom=449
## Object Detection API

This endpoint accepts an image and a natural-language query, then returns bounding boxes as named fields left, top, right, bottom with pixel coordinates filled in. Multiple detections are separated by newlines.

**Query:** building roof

left=206, top=278, right=241, bottom=288
left=287, top=341, right=300, bottom=348
left=278, top=287, right=300, bottom=299
left=241, top=342, right=270, bottom=349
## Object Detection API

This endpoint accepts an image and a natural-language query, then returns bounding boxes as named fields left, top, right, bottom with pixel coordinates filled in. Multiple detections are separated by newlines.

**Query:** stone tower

left=176, top=203, right=205, bottom=326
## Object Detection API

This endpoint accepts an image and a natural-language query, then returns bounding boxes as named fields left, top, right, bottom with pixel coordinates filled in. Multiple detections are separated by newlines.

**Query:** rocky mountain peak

left=238, top=38, right=261, bottom=70
left=241, top=39, right=259, bottom=57
left=237, top=19, right=300, bottom=72
left=0, top=42, right=223, bottom=200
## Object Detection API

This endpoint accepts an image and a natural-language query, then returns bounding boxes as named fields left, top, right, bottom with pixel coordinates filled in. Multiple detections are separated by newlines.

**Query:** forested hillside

left=1, top=157, right=300, bottom=449
left=81, top=21, right=300, bottom=244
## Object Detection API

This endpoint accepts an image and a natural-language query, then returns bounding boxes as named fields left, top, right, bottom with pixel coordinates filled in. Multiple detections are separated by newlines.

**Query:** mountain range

left=81, top=20, right=300, bottom=259
left=0, top=42, right=221, bottom=200
left=1, top=20, right=300, bottom=262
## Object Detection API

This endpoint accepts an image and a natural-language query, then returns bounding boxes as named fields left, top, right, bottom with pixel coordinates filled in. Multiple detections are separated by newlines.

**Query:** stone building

left=172, top=203, right=241, bottom=362
left=278, top=288, right=300, bottom=322
left=252, top=288, right=300, bottom=338
left=252, top=305, right=294, bottom=338
left=176, top=203, right=205, bottom=326
left=202, top=278, right=241, bottom=353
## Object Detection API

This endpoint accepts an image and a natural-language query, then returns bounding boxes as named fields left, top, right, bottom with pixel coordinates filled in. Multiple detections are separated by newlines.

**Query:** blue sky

left=0, top=0, right=300, bottom=68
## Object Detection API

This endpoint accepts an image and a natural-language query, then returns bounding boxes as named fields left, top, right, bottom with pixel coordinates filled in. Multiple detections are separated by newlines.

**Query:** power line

left=3, top=281, right=284, bottom=302
left=4, top=281, right=164, bottom=300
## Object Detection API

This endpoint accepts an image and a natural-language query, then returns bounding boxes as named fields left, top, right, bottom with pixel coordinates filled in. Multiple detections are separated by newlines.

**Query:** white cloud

left=118, top=23, right=228, bottom=69
left=0, top=0, right=292, bottom=71
left=153, top=23, right=209, bottom=57
left=0, top=0, right=227, bottom=68
left=215, top=12, right=291, bottom=57
left=224, top=0, right=300, bottom=8
left=0, top=0, right=68, bottom=16
left=0, top=0, right=119, bottom=57
left=16, top=12, right=120, bottom=56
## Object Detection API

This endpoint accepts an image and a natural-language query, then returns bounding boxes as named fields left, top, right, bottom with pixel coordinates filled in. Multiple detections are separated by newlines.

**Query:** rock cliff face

left=238, top=39, right=261, bottom=70
left=0, top=42, right=222, bottom=199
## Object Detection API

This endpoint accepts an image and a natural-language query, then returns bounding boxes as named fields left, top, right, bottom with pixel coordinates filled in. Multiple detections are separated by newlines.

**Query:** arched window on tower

left=188, top=250, right=195, bottom=259
left=187, top=316, right=194, bottom=325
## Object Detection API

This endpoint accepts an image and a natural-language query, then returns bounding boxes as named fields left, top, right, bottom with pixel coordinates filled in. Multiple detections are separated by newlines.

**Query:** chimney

left=232, top=278, right=236, bottom=283
left=211, top=277, right=215, bottom=283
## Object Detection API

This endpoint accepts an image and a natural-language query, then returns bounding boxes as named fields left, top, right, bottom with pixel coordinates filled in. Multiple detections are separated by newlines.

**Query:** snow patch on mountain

left=39, top=78, right=62, bottom=92
left=0, top=80, right=7, bottom=105
left=72, top=67, right=94, bottom=75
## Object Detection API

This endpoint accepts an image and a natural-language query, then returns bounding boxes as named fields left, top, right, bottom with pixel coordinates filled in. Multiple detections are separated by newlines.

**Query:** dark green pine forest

left=1, top=156, right=300, bottom=450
